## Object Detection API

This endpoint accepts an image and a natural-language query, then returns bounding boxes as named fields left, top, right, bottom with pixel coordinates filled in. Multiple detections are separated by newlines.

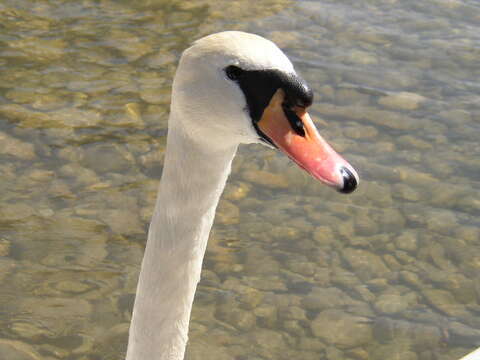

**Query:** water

left=0, top=0, right=479, bottom=359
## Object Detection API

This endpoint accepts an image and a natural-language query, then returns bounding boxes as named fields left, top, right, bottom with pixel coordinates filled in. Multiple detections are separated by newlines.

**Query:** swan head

left=170, top=31, right=358, bottom=193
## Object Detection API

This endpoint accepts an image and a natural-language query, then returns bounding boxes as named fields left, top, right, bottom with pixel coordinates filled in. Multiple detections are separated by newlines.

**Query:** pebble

left=258, top=219, right=295, bottom=237
left=374, top=293, right=410, bottom=315
left=424, top=243, right=453, bottom=271
left=216, top=200, right=240, bottom=225
left=331, top=268, right=361, bottom=289
left=0, top=104, right=46, bottom=128
left=325, top=346, right=345, bottom=360
left=343, top=124, right=378, bottom=139
left=392, top=183, right=421, bottom=202
left=441, top=273, right=477, bottom=304
left=448, top=322, right=480, bottom=344
left=0, top=131, right=36, bottom=160
left=319, top=85, right=335, bottom=100
left=106, top=30, right=153, bottom=62
left=0, top=258, right=16, bottom=283
left=347, top=348, right=369, bottom=360
left=59, top=164, right=99, bottom=186
left=241, top=170, right=289, bottom=189
left=138, top=148, right=165, bottom=172
left=394, top=250, right=416, bottom=265
left=373, top=317, right=412, bottom=343
left=375, top=208, right=406, bottom=233
left=140, top=88, right=168, bottom=105
left=421, top=289, right=469, bottom=318
left=281, top=306, right=307, bottom=321
left=82, top=143, right=134, bottom=173
left=245, top=276, right=287, bottom=292
left=223, top=182, right=251, bottom=201
left=395, top=231, right=418, bottom=252
left=24, top=169, right=55, bottom=182
left=354, top=214, right=379, bottom=236
left=5, top=89, right=40, bottom=104
left=39, top=343, right=70, bottom=359
left=312, top=225, right=336, bottom=246
left=286, top=260, right=316, bottom=276
left=215, top=305, right=256, bottom=331
left=299, top=337, right=326, bottom=352
left=106, top=103, right=145, bottom=128
left=396, top=135, right=433, bottom=150
left=283, top=320, right=305, bottom=336
left=31, top=93, right=70, bottom=111
left=8, top=37, right=66, bottom=61
left=186, top=341, right=233, bottom=360
left=335, top=88, right=371, bottom=105
left=457, top=195, right=480, bottom=214
left=54, top=280, right=92, bottom=294
left=267, top=30, right=299, bottom=48
left=302, top=287, right=354, bottom=312
left=363, top=181, right=394, bottom=207
left=399, top=271, right=422, bottom=289
left=314, top=103, right=418, bottom=130
left=336, top=220, right=355, bottom=240
left=454, top=226, right=479, bottom=243
left=381, top=254, right=400, bottom=271
left=0, top=339, right=42, bottom=360
left=253, top=305, right=278, bottom=328
left=342, top=248, right=389, bottom=281
left=100, top=209, right=145, bottom=236
left=378, top=92, right=426, bottom=110
left=411, top=323, right=442, bottom=350
left=0, top=203, right=36, bottom=224
left=425, top=209, right=458, bottom=234
left=48, top=179, right=74, bottom=199
left=143, top=50, right=177, bottom=69
left=237, top=287, right=263, bottom=310
left=395, top=166, right=437, bottom=188
left=0, top=238, right=11, bottom=257
left=426, top=157, right=454, bottom=177
left=18, top=297, right=92, bottom=337
left=311, top=309, right=373, bottom=349
left=353, top=284, right=376, bottom=302
left=438, top=108, right=472, bottom=125
left=243, top=248, right=280, bottom=275
left=371, top=341, right=417, bottom=360
left=428, top=182, right=465, bottom=207
left=347, top=49, right=379, bottom=65
left=248, top=329, right=287, bottom=359
left=11, top=321, right=48, bottom=340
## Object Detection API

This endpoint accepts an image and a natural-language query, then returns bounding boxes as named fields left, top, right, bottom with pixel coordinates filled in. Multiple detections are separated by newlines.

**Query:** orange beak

left=257, top=89, right=358, bottom=193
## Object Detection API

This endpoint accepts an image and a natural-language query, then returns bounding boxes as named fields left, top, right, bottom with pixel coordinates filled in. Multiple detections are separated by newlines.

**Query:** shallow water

left=0, top=0, right=479, bottom=359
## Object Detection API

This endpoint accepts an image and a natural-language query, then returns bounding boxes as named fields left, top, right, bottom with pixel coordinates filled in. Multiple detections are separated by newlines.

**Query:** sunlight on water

left=0, top=0, right=479, bottom=359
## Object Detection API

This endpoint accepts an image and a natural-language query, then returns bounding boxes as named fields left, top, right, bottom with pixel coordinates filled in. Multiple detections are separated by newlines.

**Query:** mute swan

left=126, top=31, right=359, bottom=360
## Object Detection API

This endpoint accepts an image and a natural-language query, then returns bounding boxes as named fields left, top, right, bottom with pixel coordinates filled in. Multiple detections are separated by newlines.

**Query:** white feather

left=126, top=31, right=297, bottom=360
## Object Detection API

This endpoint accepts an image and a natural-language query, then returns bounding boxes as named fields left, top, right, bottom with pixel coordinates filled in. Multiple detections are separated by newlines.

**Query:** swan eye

left=225, top=65, right=244, bottom=81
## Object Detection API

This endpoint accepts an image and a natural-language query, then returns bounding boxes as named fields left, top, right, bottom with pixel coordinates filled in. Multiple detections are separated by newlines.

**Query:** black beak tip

left=338, top=167, right=358, bottom=194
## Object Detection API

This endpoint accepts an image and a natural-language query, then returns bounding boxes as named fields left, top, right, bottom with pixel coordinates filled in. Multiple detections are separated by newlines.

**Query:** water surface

left=0, top=0, right=479, bottom=359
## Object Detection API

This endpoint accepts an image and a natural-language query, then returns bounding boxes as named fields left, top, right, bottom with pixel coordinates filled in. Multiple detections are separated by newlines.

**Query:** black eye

left=225, top=65, right=244, bottom=81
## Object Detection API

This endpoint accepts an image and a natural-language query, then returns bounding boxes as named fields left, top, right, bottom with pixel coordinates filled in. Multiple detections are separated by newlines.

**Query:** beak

left=257, top=89, right=359, bottom=193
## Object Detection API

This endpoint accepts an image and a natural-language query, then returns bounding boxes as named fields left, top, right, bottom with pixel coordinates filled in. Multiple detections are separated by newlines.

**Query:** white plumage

left=126, top=31, right=358, bottom=360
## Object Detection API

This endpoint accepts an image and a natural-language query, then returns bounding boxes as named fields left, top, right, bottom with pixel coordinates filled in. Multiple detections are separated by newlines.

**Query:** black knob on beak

left=338, top=167, right=357, bottom=194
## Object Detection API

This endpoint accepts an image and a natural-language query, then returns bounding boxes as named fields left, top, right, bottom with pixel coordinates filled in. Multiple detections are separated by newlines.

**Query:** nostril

left=338, top=167, right=357, bottom=194
left=282, top=105, right=305, bottom=137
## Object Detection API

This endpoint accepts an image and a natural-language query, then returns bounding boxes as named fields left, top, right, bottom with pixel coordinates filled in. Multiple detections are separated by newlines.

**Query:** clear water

left=0, top=0, right=479, bottom=359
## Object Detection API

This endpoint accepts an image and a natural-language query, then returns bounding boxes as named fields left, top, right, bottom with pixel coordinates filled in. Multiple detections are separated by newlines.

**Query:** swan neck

left=126, top=121, right=237, bottom=360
